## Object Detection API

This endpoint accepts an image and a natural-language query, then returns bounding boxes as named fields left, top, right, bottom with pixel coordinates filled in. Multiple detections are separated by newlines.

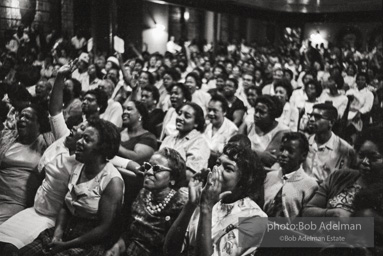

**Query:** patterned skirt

left=19, top=214, right=109, bottom=256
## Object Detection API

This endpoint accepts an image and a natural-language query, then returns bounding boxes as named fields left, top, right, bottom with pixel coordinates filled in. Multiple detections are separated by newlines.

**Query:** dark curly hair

left=67, top=78, right=82, bottom=99
left=170, top=83, right=192, bottom=102
left=131, top=100, right=150, bottom=130
left=254, top=95, right=284, bottom=119
left=156, top=147, right=186, bottom=189
left=274, top=78, right=293, bottom=101
left=185, top=72, right=202, bottom=89
left=20, top=103, right=51, bottom=133
left=87, top=118, right=121, bottom=160
left=140, top=71, right=155, bottom=86
left=304, top=79, right=323, bottom=98
left=180, top=102, right=205, bottom=133
left=222, top=143, right=266, bottom=206
left=84, top=88, right=108, bottom=114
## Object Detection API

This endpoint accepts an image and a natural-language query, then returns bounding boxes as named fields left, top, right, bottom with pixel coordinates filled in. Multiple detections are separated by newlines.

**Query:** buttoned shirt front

left=160, top=129, right=210, bottom=173
left=303, top=132, right=354, bottom=182
left=203, top=118, right=238, bottom=154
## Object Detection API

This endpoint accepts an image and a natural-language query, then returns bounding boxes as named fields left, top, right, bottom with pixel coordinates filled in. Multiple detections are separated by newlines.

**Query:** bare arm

left=163, top=173, right=204, bottom=256
left=118, top=143, right=155, bottom=163
left=65, top=178, right=123, bottom=248
left=232, top=109, right=245, bottom=127
left=49, top=64, right=72, bottom=116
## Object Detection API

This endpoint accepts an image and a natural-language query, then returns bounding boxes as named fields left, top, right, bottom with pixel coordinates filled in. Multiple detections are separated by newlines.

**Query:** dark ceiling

left=158, top=0, right=382, bottom=23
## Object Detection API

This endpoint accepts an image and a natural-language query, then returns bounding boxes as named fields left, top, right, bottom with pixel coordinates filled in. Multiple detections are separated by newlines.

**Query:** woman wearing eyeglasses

left=303, top=126, right=383, bottom=218
left=105, top=147, right=187, bottom=256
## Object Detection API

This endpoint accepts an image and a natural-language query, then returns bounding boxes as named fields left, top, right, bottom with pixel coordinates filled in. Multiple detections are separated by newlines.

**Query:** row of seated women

left=0, top=65, right=382, bottom=255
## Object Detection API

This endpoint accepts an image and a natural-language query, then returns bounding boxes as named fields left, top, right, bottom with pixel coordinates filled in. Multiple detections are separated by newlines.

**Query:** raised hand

left=200, top=167, right=231, bottom=208
left=188, top=170, right=208, bottom=206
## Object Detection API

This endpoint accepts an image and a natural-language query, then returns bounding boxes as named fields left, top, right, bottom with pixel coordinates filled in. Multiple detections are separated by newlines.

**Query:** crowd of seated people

left=0, top=24, right=382, bottom=255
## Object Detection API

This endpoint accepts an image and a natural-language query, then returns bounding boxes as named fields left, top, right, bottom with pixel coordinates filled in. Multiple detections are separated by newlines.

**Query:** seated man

left=303, top=103, right=354, bottom=182
left=264, top=132, right=318, bottom=221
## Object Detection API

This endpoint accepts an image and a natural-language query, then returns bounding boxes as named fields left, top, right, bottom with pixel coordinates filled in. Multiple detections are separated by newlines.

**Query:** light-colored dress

left=0, top=137, right=78, bottom=248
left=0, top=132, right=52, bottom=224
left=65, top=162, right=124, bottom=219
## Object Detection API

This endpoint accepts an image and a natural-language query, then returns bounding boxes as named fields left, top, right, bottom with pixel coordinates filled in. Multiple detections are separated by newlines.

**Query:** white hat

left=79, top=53, right=89, bottom=64
left=107, top=56, right=119, bottom=67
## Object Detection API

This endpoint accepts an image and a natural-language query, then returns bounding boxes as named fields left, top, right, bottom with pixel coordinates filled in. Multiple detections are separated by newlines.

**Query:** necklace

left=144, top=189, right=176, bottom=214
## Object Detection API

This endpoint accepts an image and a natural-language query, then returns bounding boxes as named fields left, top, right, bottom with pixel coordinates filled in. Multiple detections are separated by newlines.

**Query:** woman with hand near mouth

left=160, top=83, right=192, bottom=140
left=164, top=143, right=268, bottom=256
left=20, top=119, right=124, bottom=256
left=105, top=148, right=187, bottom=256
left=160, top=102, right=210, bottom=181
left=0, top=103, right=53, bottom=225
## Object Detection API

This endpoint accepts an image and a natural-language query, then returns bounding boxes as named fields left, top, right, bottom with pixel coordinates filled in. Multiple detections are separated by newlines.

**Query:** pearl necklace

left=145, top=189, right=176, bottom=214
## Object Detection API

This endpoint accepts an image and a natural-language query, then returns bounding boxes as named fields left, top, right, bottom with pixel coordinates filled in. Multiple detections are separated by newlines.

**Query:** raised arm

left=49, top=64, right=72, bottom=116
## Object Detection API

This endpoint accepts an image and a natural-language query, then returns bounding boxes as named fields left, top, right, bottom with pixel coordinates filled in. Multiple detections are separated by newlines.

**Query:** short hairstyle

left=274, top=78, right=293, bottom=100
left=186, top=72, right=202, bottom=89
left=170, top=83, right=192, bottom=102
left=22, top=103, right=51, bottom=133
left=84, top=88, right=108, bottom=114
left=356, top=72, right=370, bottom=84
left=163, top=68, right=181, bottom=81
left=142, top=84, right=160, bottom=103
left=242, top=72, right=255, bottom=81
left=254, top=95, right=284, bottom=119
left=216, top=73, right=228, bottom=81
left=209, top=94, right=228, bottom=113
left=281, top=132, right=309, bottom=157
left=135, top=58, right=144, bottom=67
left=7, top=82, right=32, bottom=105
left=305, top=79, right=323, bottom=98
left=226, top=77, right=238, bottom=89
left=283, top=68, right=294, bottom=79
left=156, top=147, right=186, bottom=189
left=68, top=78, right=82, bottom=98
left=329, top=74, right=344, bottom=90
left=313, top=103, right=338, bottom=122
left=130, top=100, right=150, bottom=130
left=355, top=126, right=383, bottom=154
left=245, top=85, right=262, bottom=97
left=141, top=71, right=155, bottom=86
left=182, top=102, right=205, bottom=132
left=87, top=118, right=120, bottom=160
left=227, top=134, right=251, bottom=149
left=222, top=143, right=266, bottom=206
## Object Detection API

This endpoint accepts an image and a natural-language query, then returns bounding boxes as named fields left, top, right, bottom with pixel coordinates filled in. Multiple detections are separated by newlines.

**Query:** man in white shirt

left=346, top=72, right=374, bottom=132
left=304, top=104, right=354, bottom=182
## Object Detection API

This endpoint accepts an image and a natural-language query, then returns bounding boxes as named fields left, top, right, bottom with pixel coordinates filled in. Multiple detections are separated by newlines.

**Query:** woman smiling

left=160, top=102, right=210, bottom=180
left=105, top=148, right=187, bottom=256
left=20, top=119, right=124, bottom=256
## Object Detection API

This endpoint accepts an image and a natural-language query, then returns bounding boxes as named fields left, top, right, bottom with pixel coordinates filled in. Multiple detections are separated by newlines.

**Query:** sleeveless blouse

left=65, top=162, right=124, bottom=220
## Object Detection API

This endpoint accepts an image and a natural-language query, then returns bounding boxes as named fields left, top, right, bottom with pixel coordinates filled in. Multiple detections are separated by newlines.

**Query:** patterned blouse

left=328, top=182, right=362, bottom=213
left=122, top=188, right=188, bottom=256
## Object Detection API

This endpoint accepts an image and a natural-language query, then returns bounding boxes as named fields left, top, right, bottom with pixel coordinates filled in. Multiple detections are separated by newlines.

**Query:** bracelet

left=324, top=209, right=329, bottom=217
